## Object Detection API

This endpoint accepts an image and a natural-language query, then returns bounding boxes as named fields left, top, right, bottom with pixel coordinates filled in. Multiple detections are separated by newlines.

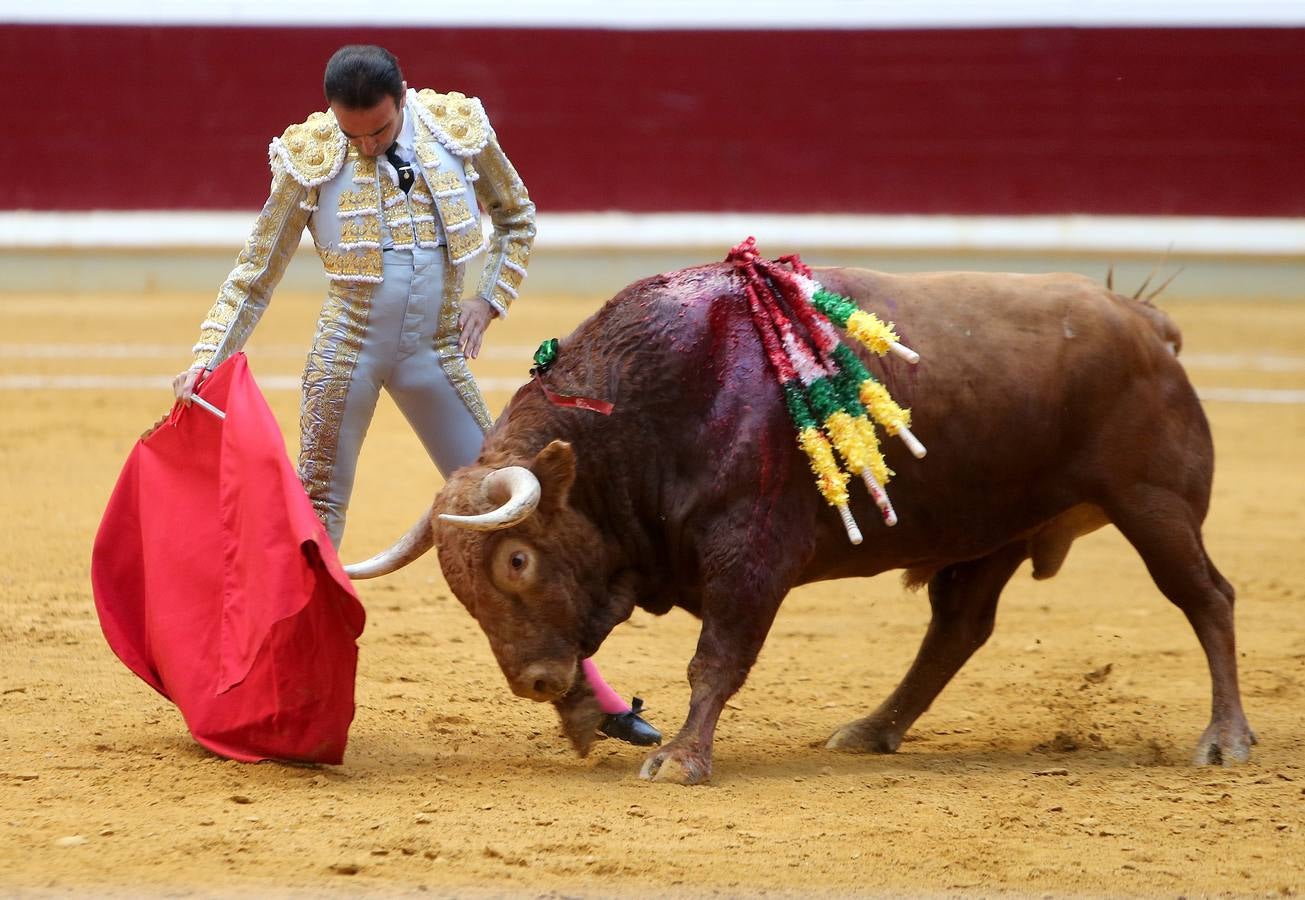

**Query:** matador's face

left=331, top=89, right=405, bottom=158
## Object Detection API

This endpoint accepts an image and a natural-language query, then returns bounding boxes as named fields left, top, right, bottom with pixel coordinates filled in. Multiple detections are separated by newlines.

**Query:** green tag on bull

left=531, top=338, right=559, bottom=374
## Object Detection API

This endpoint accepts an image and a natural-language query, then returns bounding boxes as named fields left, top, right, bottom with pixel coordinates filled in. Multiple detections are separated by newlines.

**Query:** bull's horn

left=439, top=466, right=541, bottom=531
left=343, top=507, right=435, bottom=580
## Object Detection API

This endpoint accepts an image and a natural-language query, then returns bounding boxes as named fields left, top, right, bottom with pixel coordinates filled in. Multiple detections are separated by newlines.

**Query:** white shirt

left=381, top=105, right=417, bottom=187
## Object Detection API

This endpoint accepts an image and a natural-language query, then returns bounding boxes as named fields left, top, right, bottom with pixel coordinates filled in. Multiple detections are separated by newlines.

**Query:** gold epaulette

left=268, top=110, right=349, bottom=187
left=412, top=89, right=490, bottom=158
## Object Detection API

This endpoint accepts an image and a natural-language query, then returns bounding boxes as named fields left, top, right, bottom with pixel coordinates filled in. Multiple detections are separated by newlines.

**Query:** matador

left=174, top=45, right=659, bottom=748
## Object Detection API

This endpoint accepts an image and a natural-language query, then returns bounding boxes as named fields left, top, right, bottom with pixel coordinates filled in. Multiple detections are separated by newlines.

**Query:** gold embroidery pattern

left=318, top=247, right=383, bottom=282
left=389, top=221, right=416, bottom=248
left=492, top=238, right=531, bottom=307
left=298, top=279, right=372, bottom=523
left=408, top=191, right=438, bottom=221
left=413, top=89, right=490, bottom=157
left=438, top=197, right=474, bottom=230
left=414, top=142, right=442, bottom=172
left=339, top=216, right=381, bottom=248
left=435, top=263, right=491, bottom=431
left=191, top=160, right=311, bottom=367
left=470, top=127, right=536, bottom=316
left=426, top=170, right=464, bottom=197
left=352, top=153, right=376, bottom=184
left=338, top=186, right=380, bottom=215
left=446, top=226, right=486, bottom=265
left=402, top=190, right=441, bottom=247
left=463, top=159, right=480, bottom=183
left=379, top=177, right=406, bottom=209
left=271, top=111, right=348, bottom=187
left=505, top=240, right=530, bottom=269
left=420, top=163, right=480, bottom=260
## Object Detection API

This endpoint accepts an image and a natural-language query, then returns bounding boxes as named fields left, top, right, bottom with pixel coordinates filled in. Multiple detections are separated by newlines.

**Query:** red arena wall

left=2, top=24, right=1303, bottom=216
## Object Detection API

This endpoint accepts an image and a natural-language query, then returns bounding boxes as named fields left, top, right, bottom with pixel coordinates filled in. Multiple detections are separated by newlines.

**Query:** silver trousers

left=302, top=246, right=487, bottom=548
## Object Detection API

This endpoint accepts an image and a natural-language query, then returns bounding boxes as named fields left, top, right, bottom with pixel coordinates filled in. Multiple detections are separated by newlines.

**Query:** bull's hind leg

left=828, top=542, right=1026, bottom=753
left=1106, top=485, right=1255, bottom=764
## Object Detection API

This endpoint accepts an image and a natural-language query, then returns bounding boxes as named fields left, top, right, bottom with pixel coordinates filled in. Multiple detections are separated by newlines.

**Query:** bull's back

left=571, top=263, right=1205, bottom=582
left=798, top=268, right=1207, bottom=579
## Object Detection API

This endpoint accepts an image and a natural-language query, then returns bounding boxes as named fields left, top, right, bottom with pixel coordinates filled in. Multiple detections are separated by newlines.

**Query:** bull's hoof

left=826, top=718, right=903, bottom=754
left=1193, top=719, right=1258, bottom=766
left=638, top=746, right=711, bottom=785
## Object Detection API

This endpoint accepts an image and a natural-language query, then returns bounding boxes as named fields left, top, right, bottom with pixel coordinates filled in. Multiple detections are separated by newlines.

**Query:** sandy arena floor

left=1, top=277, right=1303, bottom=898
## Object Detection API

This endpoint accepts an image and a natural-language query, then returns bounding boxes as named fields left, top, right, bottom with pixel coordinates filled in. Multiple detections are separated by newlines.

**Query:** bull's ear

left=531, top=440, right=576, bottom=512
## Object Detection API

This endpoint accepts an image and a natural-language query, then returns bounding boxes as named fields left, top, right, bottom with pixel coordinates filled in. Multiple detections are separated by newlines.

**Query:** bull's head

left=346, top=441, right=628, bottom=706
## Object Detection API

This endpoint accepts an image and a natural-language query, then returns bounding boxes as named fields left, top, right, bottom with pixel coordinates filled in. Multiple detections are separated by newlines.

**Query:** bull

left=347, top=262, right=1254, bottom=784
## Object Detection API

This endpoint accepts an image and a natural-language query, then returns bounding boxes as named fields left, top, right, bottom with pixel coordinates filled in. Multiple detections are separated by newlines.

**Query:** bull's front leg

left=639, top=591, right=783, bottom=785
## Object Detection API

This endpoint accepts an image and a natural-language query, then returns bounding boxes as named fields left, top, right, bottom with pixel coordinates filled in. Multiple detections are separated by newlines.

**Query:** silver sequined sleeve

left=472, top=127, right=536, bottom=316
left=190, top=159, right=312, bottom=369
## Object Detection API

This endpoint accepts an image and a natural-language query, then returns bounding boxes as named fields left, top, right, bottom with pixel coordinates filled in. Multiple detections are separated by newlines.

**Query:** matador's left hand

left=458, top=296, right=497, bottom=359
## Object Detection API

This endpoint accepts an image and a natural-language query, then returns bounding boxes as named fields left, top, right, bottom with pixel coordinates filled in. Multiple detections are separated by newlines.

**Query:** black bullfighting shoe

left=599, top=696, right=662, bottom=746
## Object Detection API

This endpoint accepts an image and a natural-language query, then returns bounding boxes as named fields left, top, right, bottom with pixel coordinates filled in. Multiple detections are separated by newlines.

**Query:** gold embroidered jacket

left=191, top=89, right=535, bottom=368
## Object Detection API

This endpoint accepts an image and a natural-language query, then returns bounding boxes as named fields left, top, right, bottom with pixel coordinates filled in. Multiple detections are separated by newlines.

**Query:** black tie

left=385, top=143, right=414, bottom=194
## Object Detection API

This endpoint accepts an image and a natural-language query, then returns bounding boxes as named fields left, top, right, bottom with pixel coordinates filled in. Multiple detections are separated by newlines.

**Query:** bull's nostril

left=534, top=679, right=548, bottom=696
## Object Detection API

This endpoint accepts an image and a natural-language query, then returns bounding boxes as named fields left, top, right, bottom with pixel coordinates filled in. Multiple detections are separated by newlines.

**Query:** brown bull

left=347, top=263, right=1254, bottom=784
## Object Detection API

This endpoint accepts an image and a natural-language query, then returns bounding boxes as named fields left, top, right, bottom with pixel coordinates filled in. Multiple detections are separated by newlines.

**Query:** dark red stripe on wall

left=3, top=25, right=1303, bottom=215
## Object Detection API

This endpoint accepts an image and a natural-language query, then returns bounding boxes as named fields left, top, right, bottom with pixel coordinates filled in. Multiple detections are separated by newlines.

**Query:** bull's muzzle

left=511, top=658, right=578, bottom=702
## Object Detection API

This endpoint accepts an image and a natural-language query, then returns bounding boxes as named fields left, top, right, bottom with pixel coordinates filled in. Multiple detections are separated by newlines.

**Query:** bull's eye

left=491, top=539, right=537, bottom=592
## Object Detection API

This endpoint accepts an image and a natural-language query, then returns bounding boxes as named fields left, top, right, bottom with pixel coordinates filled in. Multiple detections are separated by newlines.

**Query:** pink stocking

left=581, top=657, right=629, bottom=714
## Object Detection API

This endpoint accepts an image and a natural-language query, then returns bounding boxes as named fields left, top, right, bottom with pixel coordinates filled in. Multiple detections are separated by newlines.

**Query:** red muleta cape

left=91, top=353, right=366, bottom=764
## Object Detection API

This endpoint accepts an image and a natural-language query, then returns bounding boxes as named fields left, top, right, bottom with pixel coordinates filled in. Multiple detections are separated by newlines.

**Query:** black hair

left=323, top=45, right=404, bottom=109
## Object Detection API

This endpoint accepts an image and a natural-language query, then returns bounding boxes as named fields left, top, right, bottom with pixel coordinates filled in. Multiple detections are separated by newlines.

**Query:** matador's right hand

left=172, top=365, right=206, bottom=404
